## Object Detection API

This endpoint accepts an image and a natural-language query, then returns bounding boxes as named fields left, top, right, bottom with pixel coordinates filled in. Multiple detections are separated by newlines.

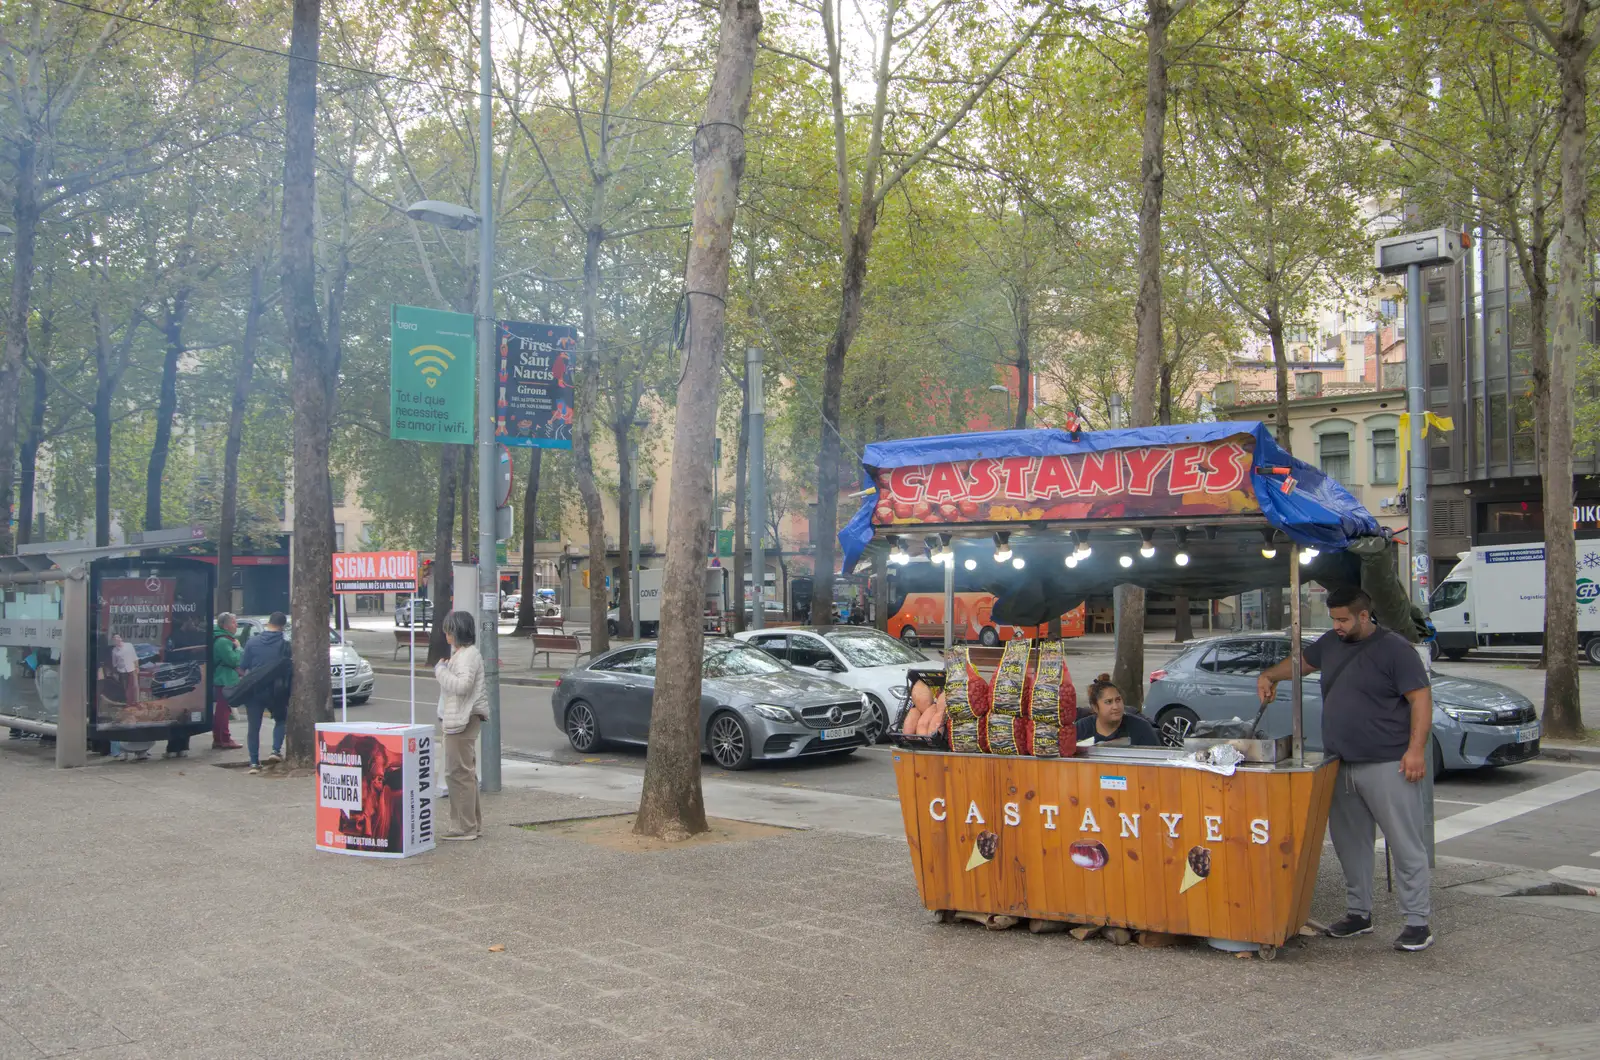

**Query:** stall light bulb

left=1065, top=555, right=1078, bottom=568
left=1298, top=549, right=1314, bottom=565
left=1140, top=543, right=1156, bottom=559
left=1261, top=545, right=1278, bottom=560
left=1175, top=551, right=1190, bottom=566
left=1075, top=545, right=1092, bottom=559
left=1012, top=557, right=1025, bottom=570
left=963, top=558, right=977, bottom=571
left=994, top=548, right=1012, bottom=562
left=1119, top=554, right=1134, bottom=569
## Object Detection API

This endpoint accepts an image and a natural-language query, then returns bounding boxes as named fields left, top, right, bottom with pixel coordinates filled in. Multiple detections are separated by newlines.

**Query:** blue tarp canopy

left=839, top=421, right=1383, bottom=575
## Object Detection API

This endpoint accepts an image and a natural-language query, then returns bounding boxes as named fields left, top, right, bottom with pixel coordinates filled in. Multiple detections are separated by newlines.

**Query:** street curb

left=1539, top=742, right=1600, bottom=766
left=370, top=664, right=559, bottom=688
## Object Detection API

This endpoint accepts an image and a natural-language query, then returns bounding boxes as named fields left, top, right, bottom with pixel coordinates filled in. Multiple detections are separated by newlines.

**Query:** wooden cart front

left=892, top=748, right=1339, bottom=946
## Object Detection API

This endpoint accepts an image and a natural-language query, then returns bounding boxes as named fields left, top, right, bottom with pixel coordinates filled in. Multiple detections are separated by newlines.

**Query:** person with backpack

left=238, top=612, right=292, bottom=774
left=210, top=613, right=245, bottom=751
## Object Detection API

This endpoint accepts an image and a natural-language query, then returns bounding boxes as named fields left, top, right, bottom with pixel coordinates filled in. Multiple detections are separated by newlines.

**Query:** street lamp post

left=988, top=383, right=1011, bottom=424
left=629, top=417, right=648, bottom=639
left=403, top=0, right=501, bottom=793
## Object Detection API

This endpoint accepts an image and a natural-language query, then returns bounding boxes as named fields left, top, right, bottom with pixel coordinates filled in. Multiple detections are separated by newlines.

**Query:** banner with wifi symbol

left=389, top=304, right=476, bottom=443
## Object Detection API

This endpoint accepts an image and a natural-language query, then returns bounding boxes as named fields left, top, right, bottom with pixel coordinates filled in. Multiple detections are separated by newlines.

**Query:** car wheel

left=863, top=695, right=890, bottom=744
left=899, top=626, right=920, bottom=647
left=565, top=700, right=603, bottom=753
left=349, top=694, right=370, bottom=705
left=607, top=620, right=619, bottom=637
left=1432, top=734, right=1446, bottom=778
left=1428, top=639, right=1441, bottom=661
left=1586, top=638, right=1600, bottom=665
left=1156, top=706, right=1199, bottom=747
left=707, top=711, right=752, bottom=770
left=978, top=626, right=1000, bottom=647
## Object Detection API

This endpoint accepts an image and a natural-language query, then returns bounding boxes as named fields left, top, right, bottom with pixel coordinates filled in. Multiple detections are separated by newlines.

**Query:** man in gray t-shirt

left=1257, top=585, right=1436, bottom=952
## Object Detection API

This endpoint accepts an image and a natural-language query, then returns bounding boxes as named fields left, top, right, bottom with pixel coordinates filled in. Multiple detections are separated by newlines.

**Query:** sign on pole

left=495, top=320, right=575, bottom=449
left=390, top=304, right=475, bottom=443
left=332, top=551, right=420, bottom=594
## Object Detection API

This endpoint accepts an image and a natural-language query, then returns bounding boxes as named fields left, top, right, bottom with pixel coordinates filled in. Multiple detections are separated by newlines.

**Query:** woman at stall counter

left=435, top=610, right=489, bottom=841
left=1075, top=674, right=1162, bottom=747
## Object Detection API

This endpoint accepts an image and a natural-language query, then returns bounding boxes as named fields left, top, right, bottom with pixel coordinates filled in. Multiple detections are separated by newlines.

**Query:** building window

left=1371, top=428, right=1398, bottom=484
left=331, top=475, right=348, bottom=508
left=1488, top=392, right=1507, bottom=459
left=334, top=523, right=345, bottom=551
left=1512, top=391, right=1537, bottom=463
left=1486, top=308, right=1507, bottom=376
left=1480, top=500, right=1542, bottom=535
left=1319, top=432, right=1352, bottom=483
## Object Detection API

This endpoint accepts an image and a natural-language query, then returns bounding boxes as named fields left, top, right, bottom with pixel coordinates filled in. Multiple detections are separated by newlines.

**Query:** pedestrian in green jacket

left=211, top=613, right=244, bottom=750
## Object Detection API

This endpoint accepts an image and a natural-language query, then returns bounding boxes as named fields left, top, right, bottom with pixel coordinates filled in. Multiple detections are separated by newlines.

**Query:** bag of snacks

left=990, top=638, right=1029, bottom=715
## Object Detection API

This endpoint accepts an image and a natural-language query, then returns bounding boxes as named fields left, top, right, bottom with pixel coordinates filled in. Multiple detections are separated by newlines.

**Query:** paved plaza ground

left=3, top=737, right=1599, bottom=1059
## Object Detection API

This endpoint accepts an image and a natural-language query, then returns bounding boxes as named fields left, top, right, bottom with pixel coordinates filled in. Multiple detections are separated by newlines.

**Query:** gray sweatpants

left=1327, top=759, right=1431, bottom=926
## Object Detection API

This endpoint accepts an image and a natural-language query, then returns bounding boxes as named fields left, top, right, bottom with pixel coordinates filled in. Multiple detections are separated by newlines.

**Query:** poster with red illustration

left=315, top=723, right=437, bottom=859
left=870, top=435, right=1261, bottom=528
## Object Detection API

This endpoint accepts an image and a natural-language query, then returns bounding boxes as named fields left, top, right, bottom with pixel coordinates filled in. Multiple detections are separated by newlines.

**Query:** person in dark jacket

left=238, top=612, right=292, bottom=774
left=1074, top=673, right=1162, bottom=747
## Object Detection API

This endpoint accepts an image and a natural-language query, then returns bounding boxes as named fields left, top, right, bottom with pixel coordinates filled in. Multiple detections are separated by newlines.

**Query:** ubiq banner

left=315, top=723, right=438, bottom=858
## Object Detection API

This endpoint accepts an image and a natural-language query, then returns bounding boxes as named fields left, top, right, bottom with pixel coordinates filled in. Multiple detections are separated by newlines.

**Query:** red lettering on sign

left=1204, top=440, right=1251, bottom=493
left=1032, top=455, right=1078, bottom=499
left=1077, top=450, right=1123, bottom=495
left=966, top=458, right=1001, bottom=502
left=925, top=463, right=967, bottom=502
left=889, top=466, right=926, bottom=503
left=999, top=457, right=1033, bottom=500
left=1122, top=448, right=1172, bottom=496
left=1168, top=445, right=1205, bottom=494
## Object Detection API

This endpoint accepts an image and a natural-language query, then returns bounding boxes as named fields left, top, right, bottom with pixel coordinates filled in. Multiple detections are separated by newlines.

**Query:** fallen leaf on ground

left=488, top=944, right=505, bottom=953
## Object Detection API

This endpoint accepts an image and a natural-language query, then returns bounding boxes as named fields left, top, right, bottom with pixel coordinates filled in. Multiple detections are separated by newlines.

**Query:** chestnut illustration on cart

left=965, top=830, right=998, bottom=871
left=1181, top=845, right=1213, bottom=894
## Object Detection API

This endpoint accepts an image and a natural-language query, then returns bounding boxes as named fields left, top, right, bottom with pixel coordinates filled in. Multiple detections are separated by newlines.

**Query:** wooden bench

left=534, top=615, right=565, bottom=632
left=392, top=629, right=430, bottom=660
left=531, top=632, right=589, bottom=670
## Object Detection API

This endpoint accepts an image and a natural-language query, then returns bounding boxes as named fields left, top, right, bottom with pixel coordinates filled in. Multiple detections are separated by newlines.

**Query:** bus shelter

left=839, top=422, right=1417, bottom=953
left=0, top=539, right=215, bottom=768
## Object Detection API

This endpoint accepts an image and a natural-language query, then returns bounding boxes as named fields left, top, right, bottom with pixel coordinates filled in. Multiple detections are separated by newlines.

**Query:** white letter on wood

left=1205, top=815, right=1223, bottom=842
left=1159, top=812, right=1184, bottom=838
left=1040, top=804, right=1060, bottom=830
left=1251, top=818, right=1270, bottom=845
left=929, top=798, right=946, bottom=822
left=1119, top=813, right=1141, bottom=839
left=1004, top=802, right=1021, bottom=827
left=966, top=800, right=985, bottom=825
left=1079, top=808, right=1101, bottom=833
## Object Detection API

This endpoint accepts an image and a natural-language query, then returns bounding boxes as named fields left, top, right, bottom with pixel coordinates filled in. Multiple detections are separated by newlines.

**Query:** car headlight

left=1441, top=704, right=1495, bottom=724
left=752, top=703, right=796, bottom=722
left=357, top=661, right=373, bottom=674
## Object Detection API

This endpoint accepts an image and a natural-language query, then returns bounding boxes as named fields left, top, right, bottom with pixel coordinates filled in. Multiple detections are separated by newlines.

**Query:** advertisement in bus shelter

left=89, top=558, right=215, bottom=738
left=870, top=437, right=1261, bottom=528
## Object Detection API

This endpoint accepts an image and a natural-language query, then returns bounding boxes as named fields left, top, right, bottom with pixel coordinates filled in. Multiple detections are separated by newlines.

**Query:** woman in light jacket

left=435, top=610, right=489, bottom=840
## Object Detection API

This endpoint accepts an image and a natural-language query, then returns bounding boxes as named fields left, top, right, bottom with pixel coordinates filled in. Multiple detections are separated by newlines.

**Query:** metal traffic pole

left=474, top=0, right=501, bottom=793
left=748, top=348, right=766, bottom=631
left=1289, top=544, right=1303, bottom=766
left=1405, top=260, right=1430, bottom=610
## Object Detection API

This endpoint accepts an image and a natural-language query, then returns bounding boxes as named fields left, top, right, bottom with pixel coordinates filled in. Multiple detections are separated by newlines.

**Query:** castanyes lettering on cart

left=928, top=799, right=1273, bottom=844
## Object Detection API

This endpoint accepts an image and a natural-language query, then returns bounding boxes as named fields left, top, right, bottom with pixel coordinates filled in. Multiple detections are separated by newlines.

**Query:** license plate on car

left=1514, top=723, right=1541, bottom=743
left=821, top=726, right=857, bottom=741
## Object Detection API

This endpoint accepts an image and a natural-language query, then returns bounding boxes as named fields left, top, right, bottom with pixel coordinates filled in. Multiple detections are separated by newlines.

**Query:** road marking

left=1435, top=770, right=1600, bottom=844
left=1433, top=798, right=1485, bottom=807
left=1550, top=865, right=1600, bottom=886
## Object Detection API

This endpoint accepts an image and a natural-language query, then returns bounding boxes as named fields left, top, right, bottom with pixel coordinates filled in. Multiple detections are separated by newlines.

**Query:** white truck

left=1429, top=541, right=1600, bottom=662
left=606, top=568, right=662, bottom=638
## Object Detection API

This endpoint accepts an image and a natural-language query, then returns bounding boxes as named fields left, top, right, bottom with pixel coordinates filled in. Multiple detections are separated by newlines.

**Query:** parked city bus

left=884, top=559, right=1085, bottom=647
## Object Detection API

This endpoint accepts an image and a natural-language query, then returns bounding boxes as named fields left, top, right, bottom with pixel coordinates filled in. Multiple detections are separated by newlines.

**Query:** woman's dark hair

left=443, top=610, right=476, bottom=646
left=1087, top=672, right=1121, bottom=708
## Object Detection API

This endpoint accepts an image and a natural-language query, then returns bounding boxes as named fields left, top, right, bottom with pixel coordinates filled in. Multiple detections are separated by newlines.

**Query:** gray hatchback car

left=552, top=638, right=870, bottom=770
left=1143, top=633, right=1542, bottom=772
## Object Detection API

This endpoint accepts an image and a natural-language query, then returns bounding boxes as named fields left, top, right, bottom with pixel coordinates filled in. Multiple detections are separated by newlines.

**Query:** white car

left=734, top=625, right=930, bottom=743
left=237, top=618, right=374, bottom=704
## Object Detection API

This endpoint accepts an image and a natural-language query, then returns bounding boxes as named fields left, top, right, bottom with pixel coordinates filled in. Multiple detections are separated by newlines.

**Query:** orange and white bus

left=883, top=561, right=1084, bottom=647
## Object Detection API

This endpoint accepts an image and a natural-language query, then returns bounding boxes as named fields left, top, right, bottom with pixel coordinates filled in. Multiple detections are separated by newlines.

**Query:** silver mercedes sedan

left=551, top=638, right=870, bottom=770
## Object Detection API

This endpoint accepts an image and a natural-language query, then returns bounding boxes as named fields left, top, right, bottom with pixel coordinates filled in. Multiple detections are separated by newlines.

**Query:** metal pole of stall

left=628, top=432, right=641, bottom=638
left=747, top=348, right=766, bottom=631
left=1405, top=260, right=1430, bottom=610
left=943, top=552, right=955, bottom=654
left=1289, top=547, right=1304, bottom=766
left=57, top=566, right=88, bottom=768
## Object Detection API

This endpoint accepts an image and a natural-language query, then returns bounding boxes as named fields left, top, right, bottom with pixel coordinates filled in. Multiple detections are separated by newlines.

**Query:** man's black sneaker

left=1325, top=914, right=1373, bottom=938
left=1394, top=925, right=1434, bottom=952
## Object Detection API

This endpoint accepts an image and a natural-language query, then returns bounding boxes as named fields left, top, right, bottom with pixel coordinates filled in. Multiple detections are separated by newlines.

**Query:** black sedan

left=551, top=639, right=869, bottom=769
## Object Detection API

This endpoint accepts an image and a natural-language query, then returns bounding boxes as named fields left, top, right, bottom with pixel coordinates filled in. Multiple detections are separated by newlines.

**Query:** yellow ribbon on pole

left=1396, top=412, right=1454, bottom=489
